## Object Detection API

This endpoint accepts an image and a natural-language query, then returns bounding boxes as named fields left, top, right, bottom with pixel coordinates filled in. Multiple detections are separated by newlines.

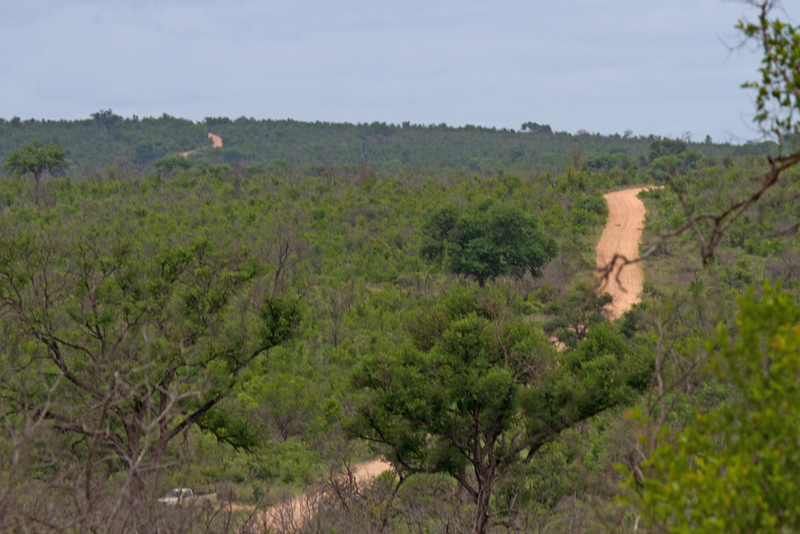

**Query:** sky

left=2, top=0, right=799, bottom=142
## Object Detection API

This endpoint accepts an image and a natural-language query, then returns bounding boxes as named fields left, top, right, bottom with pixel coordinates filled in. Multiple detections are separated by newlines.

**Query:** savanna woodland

left=3, top=2, right=800, bottom=533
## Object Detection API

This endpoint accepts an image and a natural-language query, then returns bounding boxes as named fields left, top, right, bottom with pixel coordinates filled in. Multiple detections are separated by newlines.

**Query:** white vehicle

left=158, top=488, right=216, bottom=507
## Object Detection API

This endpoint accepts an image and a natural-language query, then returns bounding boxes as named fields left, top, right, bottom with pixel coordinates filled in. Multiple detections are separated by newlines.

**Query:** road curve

left=180, top=132, right=223, bottom=157
left=250, top=460, right=392, bottom=532
left=596, top=187, right=652, bottom=320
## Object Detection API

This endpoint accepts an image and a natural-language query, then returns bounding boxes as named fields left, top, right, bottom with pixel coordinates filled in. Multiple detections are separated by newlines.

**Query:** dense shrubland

left=0, top=133, right=797, bottom=532
left=5, top=3, right=800, bottom=527
left=0, top=155, right=643, bottom=532
left=0, top=112, right=773, bottom=176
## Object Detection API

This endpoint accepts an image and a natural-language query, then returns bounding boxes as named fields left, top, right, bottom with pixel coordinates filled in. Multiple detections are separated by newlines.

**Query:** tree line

left=0, top=112, right=771, bottom=177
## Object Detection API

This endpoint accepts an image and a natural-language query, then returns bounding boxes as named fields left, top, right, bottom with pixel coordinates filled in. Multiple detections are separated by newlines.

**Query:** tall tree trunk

left=33, top=175, right=40, bottom=208
left=472, top=465, right=496, bottom=534
left=473, top=481, right=493, bottom=534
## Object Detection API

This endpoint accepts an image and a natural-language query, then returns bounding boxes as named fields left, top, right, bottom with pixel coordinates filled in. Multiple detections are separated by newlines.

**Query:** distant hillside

left=0, top=112, right=775, bottom=177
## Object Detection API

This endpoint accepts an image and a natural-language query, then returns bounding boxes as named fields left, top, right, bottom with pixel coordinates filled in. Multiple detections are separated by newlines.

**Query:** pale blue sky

left=1, top=0, right=798, bottom=141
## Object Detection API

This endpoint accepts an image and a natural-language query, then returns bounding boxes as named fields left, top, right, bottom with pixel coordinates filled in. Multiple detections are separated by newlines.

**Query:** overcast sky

left=2, top=0, right=799, bottom=141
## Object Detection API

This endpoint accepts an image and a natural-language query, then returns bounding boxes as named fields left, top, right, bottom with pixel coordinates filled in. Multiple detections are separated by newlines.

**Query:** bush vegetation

left=3, top=3, right=800, bottom=532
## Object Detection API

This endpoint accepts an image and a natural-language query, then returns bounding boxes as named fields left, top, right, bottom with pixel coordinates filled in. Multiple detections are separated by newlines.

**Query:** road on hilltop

left=180, top=132, right=223, bottom=157
left=596, top=187, right=653, bottom=320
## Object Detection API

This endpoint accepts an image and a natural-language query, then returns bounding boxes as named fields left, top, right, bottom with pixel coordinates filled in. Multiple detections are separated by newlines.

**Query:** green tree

left=90, top=108, right=122, bottom=134
left=622, top=12, right=800, bottom=530
left=0, top=231, right=301, bottom=501
left=543, top=282, right=613, bottom=348
left=520, top=122, right=553, bottom=134
left=4, top=140, right=67, bottom=207
left=349, top=288, right=651, bottom=534
left=154, top=154, right=194, bottom=172
left=648, top=139, right=688, bottom=162
left=628, top=286, right=800, bottom=533
left=421, top=200, right=557, bottom=287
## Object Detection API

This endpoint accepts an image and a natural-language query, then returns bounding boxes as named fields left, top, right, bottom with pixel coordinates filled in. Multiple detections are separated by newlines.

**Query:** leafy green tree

left=586, top=151, right=635, bottom=172
left=154, top=154, right=194, bottom=172
left=238, top=347, right=323, bottom=443
left=741, top=3, right=800, bottom=140
left=90, top=109, right=122, bottom=134
left=134, top=139, right=167, bottom=165
left=520, top=122, right=553, bottom=134
left=4, top=140, right=66, bottom=207
left=543, top=282, right=613, bottom=348
left=421, top=201, right=557, bottom=287
left=628, top=286, right=800, bottom=534
left=349, top=288, right=651, bottom=534
left=648, top=139, right=688, bottom=162
left=0, top=231, right=300, bottom=500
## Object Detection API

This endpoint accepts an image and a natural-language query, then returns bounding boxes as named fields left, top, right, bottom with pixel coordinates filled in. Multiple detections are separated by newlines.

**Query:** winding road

left=245, top=187, right=653, bottom=532
left=180, top=132, right=223, bottom=157
left=249, top=460, right=392, bottom=532
left=596, top=187, right=652, bottom=320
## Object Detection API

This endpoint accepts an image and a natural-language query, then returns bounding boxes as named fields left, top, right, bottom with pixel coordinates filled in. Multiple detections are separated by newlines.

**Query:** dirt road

left=596, top=187, right=652, bottom=320
left=208, top=132, right=223, bottom=148
left=249, top=460, right=392, bottom=533
left=180, top=132, right=223, bottom=157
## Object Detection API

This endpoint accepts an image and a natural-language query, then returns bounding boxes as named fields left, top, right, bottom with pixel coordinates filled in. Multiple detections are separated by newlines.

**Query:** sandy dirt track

left=180, top=132, right=223, bottom=157
left=596, top=187, right=651, bottom=320
left=208, top=132, right=223, bottom=148
left=250, top=460, right=392, bottom=532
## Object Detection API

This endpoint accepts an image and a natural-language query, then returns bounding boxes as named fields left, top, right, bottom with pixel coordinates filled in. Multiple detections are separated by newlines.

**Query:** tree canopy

left=421, top=200, right=557, bottom=286
left=349, top=287, right=652, bottom=534
left=543, top=282, right=613, bottom=348
left=3, top=139, right=66, bottom=206
left=628, top=286, right=800, bottom=534
left=90, top=108, right=122, bottom=134
left=0, top=230, right=300, bottom=499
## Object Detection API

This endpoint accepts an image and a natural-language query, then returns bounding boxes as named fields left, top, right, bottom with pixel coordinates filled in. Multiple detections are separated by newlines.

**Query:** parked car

left=158, top=488, right=217, bottom=507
